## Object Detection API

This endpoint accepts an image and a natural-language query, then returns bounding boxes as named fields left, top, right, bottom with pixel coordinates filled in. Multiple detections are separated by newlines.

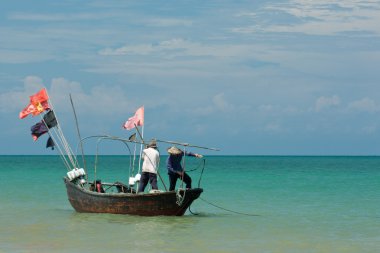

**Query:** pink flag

left=123, top=106, right=144, bottom=130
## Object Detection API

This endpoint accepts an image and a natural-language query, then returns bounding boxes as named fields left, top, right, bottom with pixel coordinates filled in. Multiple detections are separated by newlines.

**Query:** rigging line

left=199, top=197, right=260, bottom=217
left=54, top=125, right=77, bottom=166
left=92, top=136, right=134, bottom=181
left=52, top=126, right=76, bottom=168
left=53, top=124, right=77, bottom=168
left=44, top=95, right=78, bottom=168
left=69, top=94, right=87, bottom=172
left=50, top=134, right=72, bottom=170
left=48, top=130, right=72, bottom=171
left=94, top=137, right=104, bottom=182
left=38, top=114, right=73, bottom=171
left=44, top=91, right=76, bottom=158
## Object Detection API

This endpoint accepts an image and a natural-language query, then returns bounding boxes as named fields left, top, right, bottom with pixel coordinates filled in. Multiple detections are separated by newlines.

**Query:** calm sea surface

left=0, top=155, right=379, bottom=253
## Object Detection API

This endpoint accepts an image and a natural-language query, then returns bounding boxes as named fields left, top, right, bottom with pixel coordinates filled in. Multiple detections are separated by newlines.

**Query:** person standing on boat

left=138, top=139, right=160, bottom=193
left=166, top=146, right=203, bottom=191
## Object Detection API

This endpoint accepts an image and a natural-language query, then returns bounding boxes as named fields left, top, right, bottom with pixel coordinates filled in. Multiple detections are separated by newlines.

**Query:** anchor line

left=197, top=197, right=261, bottom=217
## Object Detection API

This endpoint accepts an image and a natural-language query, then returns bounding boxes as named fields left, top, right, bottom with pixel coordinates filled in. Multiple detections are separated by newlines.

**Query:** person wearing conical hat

left=138, top=139, right=160, bottom=193
left=166, top=146, right=203, bottom=191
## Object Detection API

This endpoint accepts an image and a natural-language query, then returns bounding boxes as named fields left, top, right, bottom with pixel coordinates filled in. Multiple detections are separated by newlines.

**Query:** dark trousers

left=168, top=172, right=192, bottom=191
left=138, top=172, right=158, bottom=192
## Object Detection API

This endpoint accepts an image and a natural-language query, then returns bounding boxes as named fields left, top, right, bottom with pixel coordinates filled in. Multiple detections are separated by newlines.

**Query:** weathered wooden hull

left=64, top=178, right=203, bottom=216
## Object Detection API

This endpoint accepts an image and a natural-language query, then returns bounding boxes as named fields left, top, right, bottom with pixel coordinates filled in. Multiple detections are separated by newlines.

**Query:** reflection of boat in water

left=64, top=177, right=203, bottom=216
left=19, top=88, right=218, bottom=216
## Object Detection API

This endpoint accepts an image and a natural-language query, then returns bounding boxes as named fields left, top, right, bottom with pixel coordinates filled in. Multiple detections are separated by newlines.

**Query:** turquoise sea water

left=0, top=155, right=379, bottom=253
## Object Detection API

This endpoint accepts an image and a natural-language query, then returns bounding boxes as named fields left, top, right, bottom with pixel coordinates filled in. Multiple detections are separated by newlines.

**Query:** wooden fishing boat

left=61, top=134, right=214, bottom=216
left=64, top=178, right=203, bottom=216
left=19, top=89, right=218, bottom=216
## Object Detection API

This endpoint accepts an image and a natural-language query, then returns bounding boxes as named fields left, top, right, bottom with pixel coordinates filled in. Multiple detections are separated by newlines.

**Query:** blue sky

left=1, top=0, right=380, bottom=155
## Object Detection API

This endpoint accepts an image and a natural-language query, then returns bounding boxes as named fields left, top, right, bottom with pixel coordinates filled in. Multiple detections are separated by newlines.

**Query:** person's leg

left=149, top=173, right=158, bottom=190
left=138, top=172, right=149, bottom=192
left=182, top=172, right=192, bottom=189
left=168, top=173, right=178, bottom=191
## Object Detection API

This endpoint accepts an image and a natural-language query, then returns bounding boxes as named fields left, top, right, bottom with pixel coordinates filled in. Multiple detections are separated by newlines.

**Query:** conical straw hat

left=167, top=146, right=182, bottom=155
left=147, top=139, right=157, bottom=148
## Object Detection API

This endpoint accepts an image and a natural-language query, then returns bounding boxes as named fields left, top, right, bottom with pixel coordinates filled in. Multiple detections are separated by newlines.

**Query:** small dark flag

left=31, top=121, right=48, bottom=141
left=31, top=110, right=57, bottom=141
left=46, top=137, right=55, bottom=150
left=129, top=133, right=136, bottom=141
left=43, top=110, right=57, bottom=128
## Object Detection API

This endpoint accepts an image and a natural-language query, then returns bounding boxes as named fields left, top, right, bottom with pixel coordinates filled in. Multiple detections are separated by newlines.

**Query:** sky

left=1, top=0, right=380, bottom=155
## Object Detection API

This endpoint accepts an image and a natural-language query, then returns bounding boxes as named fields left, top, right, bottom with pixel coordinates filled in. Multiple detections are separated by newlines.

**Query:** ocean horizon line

left=1, top=154, right=380, bottom=157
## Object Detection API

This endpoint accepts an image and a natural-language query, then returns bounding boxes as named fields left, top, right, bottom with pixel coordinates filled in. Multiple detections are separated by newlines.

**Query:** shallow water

left=1, top=156, right=379, bottom=252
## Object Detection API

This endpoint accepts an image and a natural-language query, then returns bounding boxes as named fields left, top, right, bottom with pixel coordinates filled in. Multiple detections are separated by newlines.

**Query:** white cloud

left=264, top=123, right=282, bottom=133
left=0, top=76, right=134, bottom=117
left=99, top=44, right=155, bottom=56
left=315, top=95, right=341, bottom=112
left=48, top=78, right=133, bottom=116
left=0, top=76, right=46, bottom=113
left=234, top=0, right=380, bottom=36
left=98, top=38, right=260, bottom=59
left=212, top=93, right=232, bottom=111
left=258, top=104, right=274, bottom=112
left=361, top=125, right=377, bottom=134
left=193, top=93, right=234, bottom=116
left=99, top=38, right=192, bottom=56
left=257, top=104, right=302, bottom=115
left=348, top=97, right=380, bottom=113
left=0, top=49, right=54, bottom=64
left=8, top=12, right=115, bottom=21
left=144, top=18, right=193, bottom=27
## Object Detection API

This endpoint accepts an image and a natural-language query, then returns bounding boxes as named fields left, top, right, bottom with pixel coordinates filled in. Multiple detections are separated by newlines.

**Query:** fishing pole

left=69, top=94, right=87, bottom=174
left=78, top=135, right=220, bottom=152
left=155, top=139, right=220, bottom=151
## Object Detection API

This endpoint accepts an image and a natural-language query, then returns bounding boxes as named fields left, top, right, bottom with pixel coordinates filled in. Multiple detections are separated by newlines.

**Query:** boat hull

left=64, top=178, right=203, bottom=216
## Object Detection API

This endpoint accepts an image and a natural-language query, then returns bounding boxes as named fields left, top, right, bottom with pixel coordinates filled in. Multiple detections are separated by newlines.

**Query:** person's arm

left=185, top=151, right=203, bottom=158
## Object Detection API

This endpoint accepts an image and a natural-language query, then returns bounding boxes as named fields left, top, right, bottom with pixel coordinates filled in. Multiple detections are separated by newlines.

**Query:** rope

left=188, top=204, right=199, bottom=215
left=199, top=197, right=260, bottom=216
left=176, top=189, right=186, bottom=206
left=197, top=159, right=205, bottom=188
left=186, top=158, right=205, bottom=172
left=182, top=158, right=206, bottom=188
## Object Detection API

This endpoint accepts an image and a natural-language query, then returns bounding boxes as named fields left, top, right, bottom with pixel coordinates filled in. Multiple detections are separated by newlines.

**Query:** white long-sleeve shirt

left=141, top=147, right=160, bottom=174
